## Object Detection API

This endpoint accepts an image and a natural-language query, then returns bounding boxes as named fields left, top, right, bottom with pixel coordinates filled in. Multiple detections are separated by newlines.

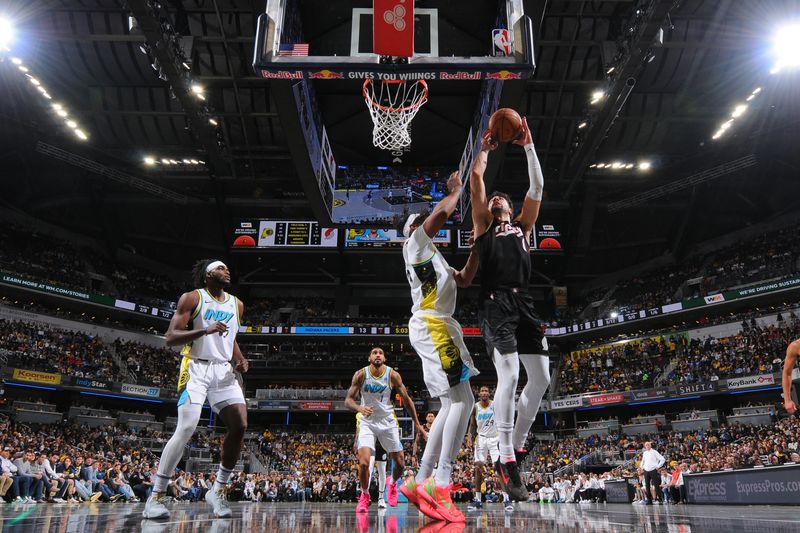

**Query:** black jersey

left=474, top=219, right=531, bottom=296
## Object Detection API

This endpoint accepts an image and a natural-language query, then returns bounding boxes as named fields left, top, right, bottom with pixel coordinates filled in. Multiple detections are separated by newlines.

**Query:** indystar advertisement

left=72, top=377, right=110, bottom=391
left=686, top=465, right=800, bottom=504
left=12, top=368, right=62, bottom=385
left=120, top=383, right=161, bottom=398
left=726, top=373, right=776, bottom=390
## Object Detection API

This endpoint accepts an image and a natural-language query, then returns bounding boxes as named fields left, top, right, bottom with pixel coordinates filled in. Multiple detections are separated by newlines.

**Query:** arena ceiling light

left=144, top=156, right=205, bottom=168
left=771, top=23, right=800, bottom=74
left=591, top=159, right=652, bottom=173
left=0, top=17, right=13, bottom=51
left=5, top=57, right=88, bottom=139
left=590, top=90, right=605, bottom=105
left=711, top=87, right=763, bottom=141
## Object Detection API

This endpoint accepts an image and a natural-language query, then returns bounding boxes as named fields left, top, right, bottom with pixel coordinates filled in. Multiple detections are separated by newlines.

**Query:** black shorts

left=374, top=441, right=387, bottom=462
left=479, top=288, right=546, bottom=356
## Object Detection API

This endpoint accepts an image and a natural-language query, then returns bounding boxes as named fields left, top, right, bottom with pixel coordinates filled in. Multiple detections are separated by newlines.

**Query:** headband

left=403, top=213, right=421, bottom=238
left=206, top=260, right=226, bottom=273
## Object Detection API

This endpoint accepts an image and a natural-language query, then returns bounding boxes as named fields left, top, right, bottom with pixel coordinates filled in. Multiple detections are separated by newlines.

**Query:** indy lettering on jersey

left=204, top=309, right=235, bottom=323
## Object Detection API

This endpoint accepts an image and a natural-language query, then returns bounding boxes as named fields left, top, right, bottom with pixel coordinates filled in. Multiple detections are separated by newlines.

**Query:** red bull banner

left=258, top=69, right=532, bottom=81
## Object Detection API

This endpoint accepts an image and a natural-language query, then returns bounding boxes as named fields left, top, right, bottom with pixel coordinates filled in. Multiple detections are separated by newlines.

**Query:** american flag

left=277, top=43, right=309, bottom=57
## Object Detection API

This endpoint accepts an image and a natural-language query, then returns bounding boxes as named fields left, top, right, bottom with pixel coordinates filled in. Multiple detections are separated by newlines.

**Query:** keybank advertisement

left=686, top=465, right=800, bottom=504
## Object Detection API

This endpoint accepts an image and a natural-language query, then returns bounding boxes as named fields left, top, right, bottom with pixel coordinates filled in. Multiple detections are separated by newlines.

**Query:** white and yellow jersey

left=360, top=365, right=395, bottom=420
left=474, top=401, right=497, bottom=438
left=181, top=288, right=240, bottom=363
left=402, top=227, right=456, bottom=317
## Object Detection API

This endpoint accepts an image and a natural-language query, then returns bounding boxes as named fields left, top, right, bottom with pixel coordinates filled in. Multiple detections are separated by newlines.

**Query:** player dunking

left=143, top=260, right=248, bottom=519
left=469, top=118, right=550, bottom=501
left=395, top=171, right=480, bottom=522
left=466, top=386, right=512, bottom=511
left=345, top=347, right=426, bottom=514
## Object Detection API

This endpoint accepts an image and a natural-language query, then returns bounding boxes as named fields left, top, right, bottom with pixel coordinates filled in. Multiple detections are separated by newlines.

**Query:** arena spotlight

left=0, top=17, right=13, bottom=50
left=143, top=156, right=156, bottom=165
left=772, top=23, right=800, bottom=73
left=590, top=90, right=605, bottom=104
left=74, top=129, right=87, bottom=141
left=638, top=161, right=652, bottom=171
left=610, top=311, right=619, bottom=319
left=731, top=104, right=747, bottom=118
left=578, top=121, right=587, bottom=129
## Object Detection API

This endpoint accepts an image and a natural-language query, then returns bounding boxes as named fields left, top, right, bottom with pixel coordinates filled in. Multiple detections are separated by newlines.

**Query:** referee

left=641, top=441, right=666, bottom=505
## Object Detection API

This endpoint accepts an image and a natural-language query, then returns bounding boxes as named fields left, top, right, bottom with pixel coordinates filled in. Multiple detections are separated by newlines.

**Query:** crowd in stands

left=558, top=334, right=686, bottom=395
left=0, top=319, right=123, bottom=383
left=664, top=316, right=798, bottom=385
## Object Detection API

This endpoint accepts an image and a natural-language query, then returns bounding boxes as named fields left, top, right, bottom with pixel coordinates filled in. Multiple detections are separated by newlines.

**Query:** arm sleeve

left=524, top=143, right=544, bottom=201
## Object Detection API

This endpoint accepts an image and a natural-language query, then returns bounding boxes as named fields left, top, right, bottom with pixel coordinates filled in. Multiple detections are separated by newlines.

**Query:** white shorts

left=356, top=413, right=403, bottom=454
left=473, top=434, right=500, bottom=464
left=177, top=357, right=245, bottom=413
left=409, top=314, right=479, bottom=398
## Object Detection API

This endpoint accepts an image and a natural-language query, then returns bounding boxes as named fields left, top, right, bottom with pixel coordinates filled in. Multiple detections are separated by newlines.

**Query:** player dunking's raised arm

left=783, top=339, right=799, bottom=414
left=467, top=117, right=550, bottom=503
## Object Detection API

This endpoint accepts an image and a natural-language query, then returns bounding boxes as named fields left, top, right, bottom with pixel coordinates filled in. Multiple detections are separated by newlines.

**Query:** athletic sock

left=214, top=465, right=234, bottom=491
left=474, top=491, right=482, bottom=502
left=491, top=349, right=520, bottom=462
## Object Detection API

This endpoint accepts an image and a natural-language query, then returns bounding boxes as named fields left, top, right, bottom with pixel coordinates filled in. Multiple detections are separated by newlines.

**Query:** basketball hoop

left=363, top=79, right=428, bottom=151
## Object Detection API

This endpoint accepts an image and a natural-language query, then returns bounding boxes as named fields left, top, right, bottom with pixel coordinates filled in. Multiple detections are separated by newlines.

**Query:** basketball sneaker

left=399, top=477, right=420, bottom=508
left=356, top=491, right=371, bottom=514
left=417, top=479, right=465, bottom=523
left=142, top=492, right=170, bottom=519
left=205, top=486, right=232, bottom=518
left=386, top=479, right=398, bottom=507
left=494, top=460, right=528, bottom=501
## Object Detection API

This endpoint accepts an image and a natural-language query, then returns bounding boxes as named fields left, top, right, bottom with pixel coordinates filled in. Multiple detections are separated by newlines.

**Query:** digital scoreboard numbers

left=231, top=220, right=337, bottom=248
left=457, top=224, right=563, bottom=252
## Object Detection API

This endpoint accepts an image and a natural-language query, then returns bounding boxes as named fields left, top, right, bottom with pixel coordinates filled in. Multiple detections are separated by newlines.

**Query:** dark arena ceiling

left=0, top=0, right=799, bottom=289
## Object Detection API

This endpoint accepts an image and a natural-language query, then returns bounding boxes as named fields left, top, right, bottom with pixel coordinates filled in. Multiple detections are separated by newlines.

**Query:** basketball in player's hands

left=489, top=108, right=524, bottom=143
left=511, top=116, right=533, bottom=146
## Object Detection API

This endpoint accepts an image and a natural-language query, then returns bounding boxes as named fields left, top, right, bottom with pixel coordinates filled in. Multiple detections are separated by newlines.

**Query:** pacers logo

left=178, top=358, right=191, bottom=391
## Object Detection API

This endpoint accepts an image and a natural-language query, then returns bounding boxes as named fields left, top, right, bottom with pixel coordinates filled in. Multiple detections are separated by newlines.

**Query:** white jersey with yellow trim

left=181, top=288, right=240, bottom=363
left=402, top=227, right=457, bottom=317
left=474, top=400, right=497, bottom=438
left=360, top=365, right=395, bottom=420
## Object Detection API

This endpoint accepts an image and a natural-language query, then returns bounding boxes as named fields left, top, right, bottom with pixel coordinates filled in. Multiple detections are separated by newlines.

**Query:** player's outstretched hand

left=785, top=399, right=798, bottom=414
left=512, top=117, right=533, bottom=146
left=480, top=130, right=498, bottom=152
left=205, top=321, right=228, bottom=336
left=446, top=171, right=462, bottom=194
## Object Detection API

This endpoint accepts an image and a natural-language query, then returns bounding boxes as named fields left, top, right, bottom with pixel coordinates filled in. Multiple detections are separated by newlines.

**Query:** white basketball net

left=363, top=80, right=428, bottom=151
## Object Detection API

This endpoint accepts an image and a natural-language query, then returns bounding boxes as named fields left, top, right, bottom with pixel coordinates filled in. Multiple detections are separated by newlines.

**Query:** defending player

left=469, top=117, right=550, bottom=500
left=466, top=386, right=512, bottom=511
left=143, top=260, right=248, bottom=519
left=783, top=339, right=799, bottom=414
left=345, top=347, right=426, bottom=514
left=395, top=171, right=480, bottom=522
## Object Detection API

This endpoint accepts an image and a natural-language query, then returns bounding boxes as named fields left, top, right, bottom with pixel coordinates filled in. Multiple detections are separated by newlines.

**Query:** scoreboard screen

left=344, top=228, right=450, bottom=248
left=232, top=220, right=338, bottom=248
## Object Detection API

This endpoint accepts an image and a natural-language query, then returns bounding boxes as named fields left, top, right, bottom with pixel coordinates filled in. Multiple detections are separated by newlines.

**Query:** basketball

left=489, top=108, right=523, bottom=143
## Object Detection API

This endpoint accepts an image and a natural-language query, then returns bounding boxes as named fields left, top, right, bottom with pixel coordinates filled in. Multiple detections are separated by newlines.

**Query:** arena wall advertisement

left=71, top=377, right=111, bottom=391
left=120, top=383, right=161, bottom=398
left=726, top=373, right=775, bottom=390
left=550, top=397, right=584, bottom=410
left=297, top=401, right=333, bottom=411
left=12, top=368, right=62, bottom=385
left=685, top=465, right=800, bottom=504
left=587, top=393, right=625, bottom=406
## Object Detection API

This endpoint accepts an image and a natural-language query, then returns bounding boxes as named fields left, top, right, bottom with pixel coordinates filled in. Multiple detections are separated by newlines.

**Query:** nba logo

left=492, top=29, right=512, bottom=57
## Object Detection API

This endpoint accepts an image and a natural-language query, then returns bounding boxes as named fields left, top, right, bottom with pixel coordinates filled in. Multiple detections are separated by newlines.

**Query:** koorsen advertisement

left=12, top=368, right=62, bottom=385
left=686, top=465, right=800, bottom=504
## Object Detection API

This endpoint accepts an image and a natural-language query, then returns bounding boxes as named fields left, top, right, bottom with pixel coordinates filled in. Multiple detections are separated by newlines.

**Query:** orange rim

left=363, top=79, right=428, bottom=113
